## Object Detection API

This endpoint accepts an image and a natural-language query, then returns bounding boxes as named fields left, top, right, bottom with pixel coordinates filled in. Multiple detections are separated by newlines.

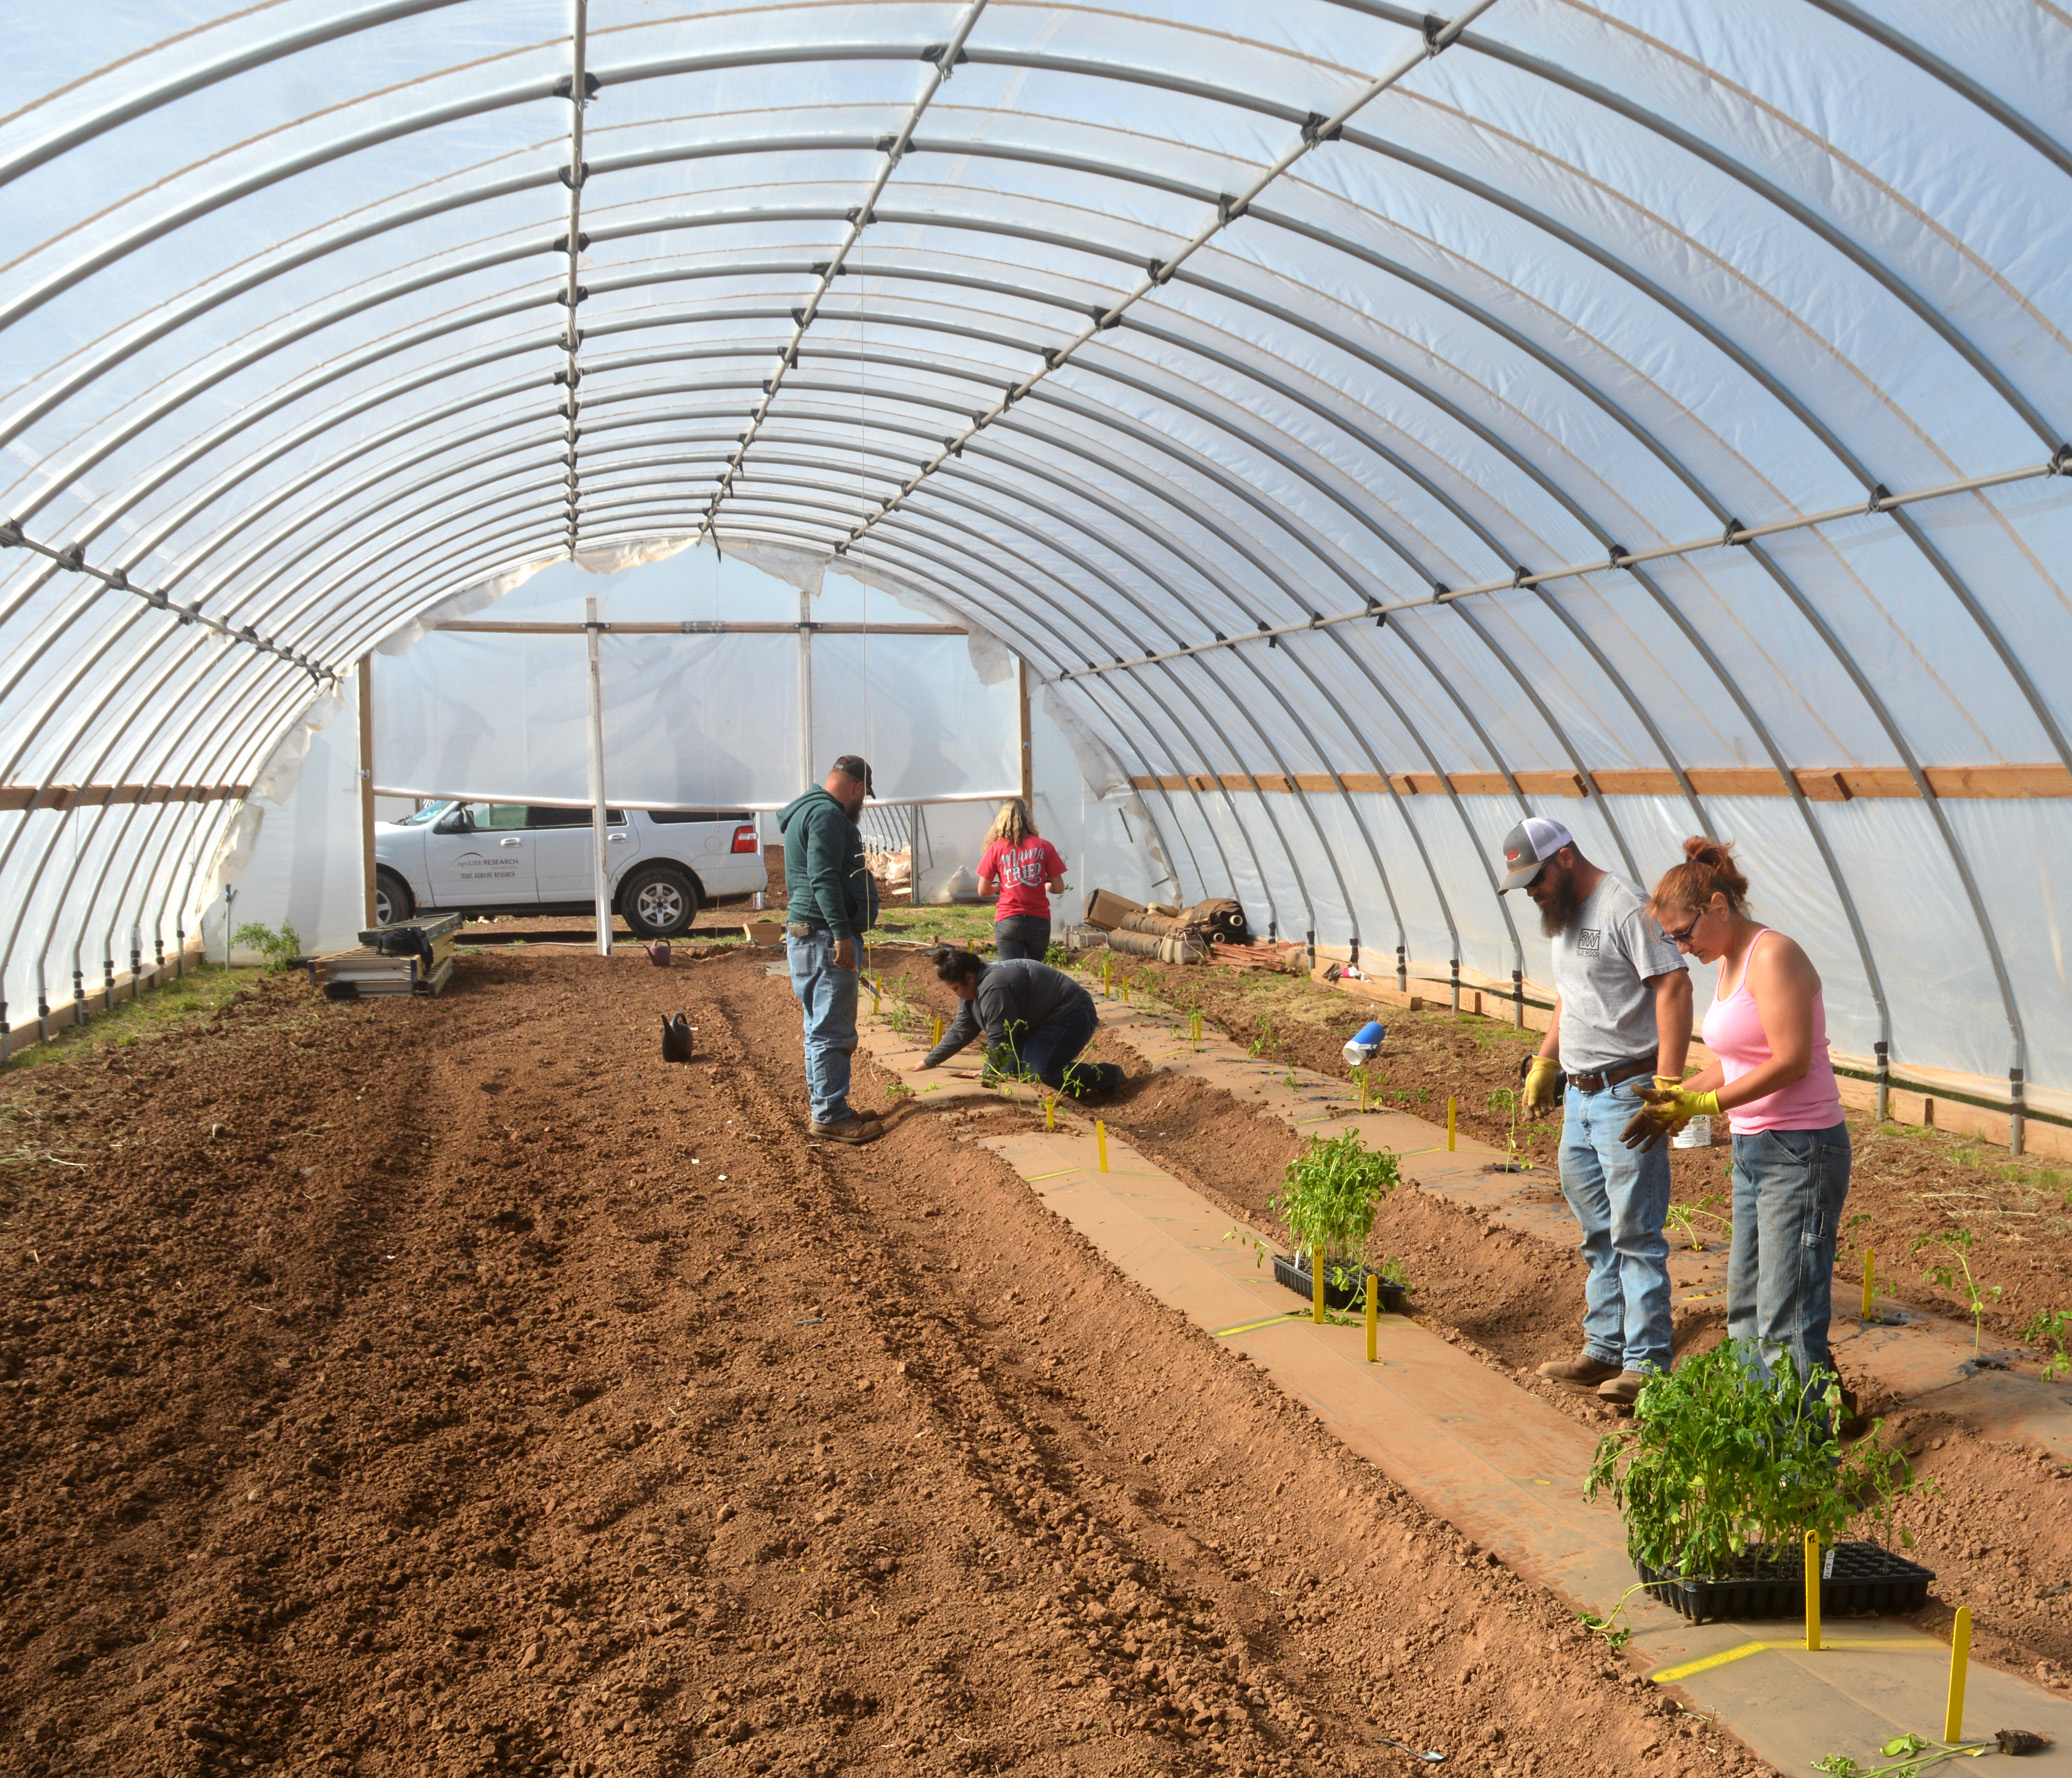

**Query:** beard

left=1537, top=870, right=1581, bottom=939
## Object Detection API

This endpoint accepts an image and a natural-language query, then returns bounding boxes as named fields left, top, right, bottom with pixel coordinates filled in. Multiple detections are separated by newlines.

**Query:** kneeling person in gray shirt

left=919, top=950, right=1120, bottom=1099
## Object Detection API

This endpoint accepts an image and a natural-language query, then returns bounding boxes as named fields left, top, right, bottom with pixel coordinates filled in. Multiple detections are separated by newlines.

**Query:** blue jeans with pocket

left=1559, top=1076, right=1674, bottom=1374
left=993, top=914, right=1052, bottom=962
left=993, top=994, right=1100, bottom=1090
left=787, top=928, right=858, bottom=1124
left=1727, top=1121, right=1851, bottom=1383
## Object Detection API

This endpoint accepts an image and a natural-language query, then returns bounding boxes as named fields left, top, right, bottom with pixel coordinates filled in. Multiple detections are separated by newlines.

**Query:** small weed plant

left=1585, top=1344, right=1925, bottom=1581
left=1248, top=1016, right=1280, bottom=1060
left=1271, top=1129, right=1400, bottom=1281
left=231, top=921, right=302, bottom=973
left=1483, top=1086, right=1535, bottom=1171
left=1911, top=1226, right=2001, bottom=1356
left=2028, top=1309, right=2072, bottom=1381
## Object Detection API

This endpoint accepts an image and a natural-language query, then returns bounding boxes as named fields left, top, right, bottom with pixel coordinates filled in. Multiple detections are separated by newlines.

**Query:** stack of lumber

left=1213, top=939, right=1310, bottom=973
left=306, top=911, right=462, bottom=999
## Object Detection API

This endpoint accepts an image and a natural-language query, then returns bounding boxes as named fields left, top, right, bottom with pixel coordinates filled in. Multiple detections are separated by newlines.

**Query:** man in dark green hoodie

left=776, top=755, right=882, bottom=1143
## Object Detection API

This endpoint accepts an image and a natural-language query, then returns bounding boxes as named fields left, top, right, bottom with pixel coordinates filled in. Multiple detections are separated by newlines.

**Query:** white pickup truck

left=372, top=802, right=765, bottom=939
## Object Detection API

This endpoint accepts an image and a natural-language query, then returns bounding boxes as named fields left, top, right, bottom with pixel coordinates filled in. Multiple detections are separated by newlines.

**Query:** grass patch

left=2, top=963, right=260, bottom=1072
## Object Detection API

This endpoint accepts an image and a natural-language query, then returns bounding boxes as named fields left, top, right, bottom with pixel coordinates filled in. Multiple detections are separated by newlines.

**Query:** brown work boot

left=809, top=1114, right=882, bottom=1145
left=1537, top=1352, right=1623, bottom=1388
left=1596, top=1371, right=1650, bottom=1407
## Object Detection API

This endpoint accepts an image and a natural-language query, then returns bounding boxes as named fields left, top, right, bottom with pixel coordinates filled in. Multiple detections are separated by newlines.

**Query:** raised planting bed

left=1637, top=1539, right=1934, bottom=1623
left=1272, top=1253, right=1409, bottom=1314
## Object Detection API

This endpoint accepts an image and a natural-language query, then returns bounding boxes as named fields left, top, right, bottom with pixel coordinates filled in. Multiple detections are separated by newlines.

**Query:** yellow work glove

left=1521, top=1054, right=1562, bottom=1119
left=1619, top=1086, right=1722, bottom=1151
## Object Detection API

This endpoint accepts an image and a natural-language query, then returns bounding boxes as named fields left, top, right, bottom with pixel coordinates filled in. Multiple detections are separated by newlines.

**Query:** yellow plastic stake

left=931, top=1015, right=943, bottom=1048
left=1096, top=1119, right=1108, bottom=1173
left=1312, top=1254, right=1326, bottom=1325
left=1045, top=1095, right=1055, bottom=1131
left=1804, top=1530, right=1822, bottom=1651
left=1358, top=1067, right=1368, bottom=1113
left=1103, top=957, right=1111, bottom=999
left=1365, top=1273, right=1378, bottom=1362
left=1862, top=1247, right=1875, bottom=1321
left=1447, top=1095, right=1457, bottom=1151
left=1945, top=1605, right=1971, bottom=1741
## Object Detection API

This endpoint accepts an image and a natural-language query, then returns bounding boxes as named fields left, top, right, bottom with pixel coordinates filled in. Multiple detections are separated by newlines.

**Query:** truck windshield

left=392, top=801, right=452, bottom=827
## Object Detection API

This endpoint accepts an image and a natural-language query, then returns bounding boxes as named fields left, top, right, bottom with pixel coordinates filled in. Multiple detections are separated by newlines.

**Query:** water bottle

left=1342, top=1020, right=1385, bottom=1069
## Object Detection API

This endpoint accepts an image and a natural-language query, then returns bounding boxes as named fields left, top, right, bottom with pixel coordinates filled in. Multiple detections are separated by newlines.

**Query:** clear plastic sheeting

left=371, top=554, right=1021, bottom=807
left=0, top=3, right=2068, bottom=1108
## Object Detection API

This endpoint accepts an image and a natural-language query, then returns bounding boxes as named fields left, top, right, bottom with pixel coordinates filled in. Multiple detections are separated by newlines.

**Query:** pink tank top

left=1699, top=930, right=1845, bottom=1135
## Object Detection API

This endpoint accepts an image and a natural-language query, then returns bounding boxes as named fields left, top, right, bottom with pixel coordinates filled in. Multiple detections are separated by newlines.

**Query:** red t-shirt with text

left=979, top=837, right=1067, bottom=920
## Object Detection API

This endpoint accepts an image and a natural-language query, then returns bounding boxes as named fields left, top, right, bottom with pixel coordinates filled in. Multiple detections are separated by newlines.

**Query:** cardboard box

left=1082, top=887, right=1145, bottom=931
left=743, top=920, right=787, bottom=948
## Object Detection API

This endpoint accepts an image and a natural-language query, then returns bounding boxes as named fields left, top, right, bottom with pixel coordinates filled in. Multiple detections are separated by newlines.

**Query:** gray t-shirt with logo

left=1551, top=874, right=1687, bottom=1072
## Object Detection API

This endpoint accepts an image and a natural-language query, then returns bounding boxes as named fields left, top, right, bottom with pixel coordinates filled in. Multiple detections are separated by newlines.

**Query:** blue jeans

left=996, top=994, right=1099, bottom=1090
left=1728, top=1122, right=1851, bottom=1382
left=787, top=929, right=858, bottom=1124
left=993, top=914, right=1051, bottom=961
left=1559, top=1077, right=1673, bottom=1374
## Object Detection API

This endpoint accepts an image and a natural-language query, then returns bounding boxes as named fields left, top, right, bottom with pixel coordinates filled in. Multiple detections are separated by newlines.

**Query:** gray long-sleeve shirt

left=922, top=959, right=1096, bottom=1068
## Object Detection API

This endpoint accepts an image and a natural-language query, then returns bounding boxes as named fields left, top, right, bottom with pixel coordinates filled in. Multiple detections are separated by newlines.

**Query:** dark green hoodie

left=777, top=786, right=878, bottom=941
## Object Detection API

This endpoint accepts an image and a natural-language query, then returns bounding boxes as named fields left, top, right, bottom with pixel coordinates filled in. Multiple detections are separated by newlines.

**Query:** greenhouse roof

left=4, top=1, right=2072, bottom=1097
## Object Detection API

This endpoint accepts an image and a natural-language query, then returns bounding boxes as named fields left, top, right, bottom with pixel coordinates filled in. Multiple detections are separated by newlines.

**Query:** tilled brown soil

left=1, top=951, right=1762, bottom=1778
left=873, top=952, right=2072, bottom=1692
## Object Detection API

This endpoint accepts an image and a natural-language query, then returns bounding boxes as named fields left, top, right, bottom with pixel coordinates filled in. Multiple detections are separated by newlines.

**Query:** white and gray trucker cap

left=1496, top=815, right=1575, bottom=893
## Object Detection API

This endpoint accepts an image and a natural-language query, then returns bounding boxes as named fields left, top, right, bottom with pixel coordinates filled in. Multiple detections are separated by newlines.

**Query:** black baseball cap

left=830, top=754, right=874, bottom=797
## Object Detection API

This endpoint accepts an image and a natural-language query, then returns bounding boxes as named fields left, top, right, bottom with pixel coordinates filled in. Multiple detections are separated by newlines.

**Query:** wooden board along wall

left=1130, top=764, right=2072, bottom=800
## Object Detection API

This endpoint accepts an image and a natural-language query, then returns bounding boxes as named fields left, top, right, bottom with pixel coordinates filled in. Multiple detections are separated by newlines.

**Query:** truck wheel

left=621, top=864, right=698, bottom=938
left=374, top=868, right=415, bottom=926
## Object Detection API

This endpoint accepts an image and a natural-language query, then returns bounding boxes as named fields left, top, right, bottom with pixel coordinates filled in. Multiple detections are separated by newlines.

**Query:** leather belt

left=1566, top=1058, right=1656, bottom=1096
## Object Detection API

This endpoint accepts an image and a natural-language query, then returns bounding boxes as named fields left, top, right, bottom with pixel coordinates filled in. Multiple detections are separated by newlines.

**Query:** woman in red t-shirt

left=977, top=799, right=1067, bottom=961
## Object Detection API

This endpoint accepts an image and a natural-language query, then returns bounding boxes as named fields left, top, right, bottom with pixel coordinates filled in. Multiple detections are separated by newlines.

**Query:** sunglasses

left=1660, top=911, right=1702, bottom=945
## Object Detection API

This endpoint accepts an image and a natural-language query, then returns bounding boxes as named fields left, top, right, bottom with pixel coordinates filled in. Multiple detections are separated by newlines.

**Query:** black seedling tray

left=1638, top=1540, right=1933, bottom=1623
left=1272, top=1254, right=1408, bottom=1314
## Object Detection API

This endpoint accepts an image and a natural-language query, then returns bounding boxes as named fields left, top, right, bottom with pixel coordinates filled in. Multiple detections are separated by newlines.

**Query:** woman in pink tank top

left=1628, top=839, right=1851, bottom=1387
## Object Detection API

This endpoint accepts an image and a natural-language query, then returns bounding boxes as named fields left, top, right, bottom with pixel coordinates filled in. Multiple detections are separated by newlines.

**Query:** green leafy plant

left=1484, top=1087, right=1535, bottom=1171
left=230, top=921, right=301, bottom=973
left=1248, top=1016, right=1281, bottom=1060
left=1813, top=1734, right=1991, bottom=1778
left=1912, top=1226, right=2002, bottom=1356
left=2028, top=1309, right=2072, bottom=1381
left=1044, top=939, right=1068, bottom=968
left=1585, top=1345, right=1925, bottom=1582
left=1576, top=1580, right=1650, bottom=1650
left=1270, top=1130, right=1401, bottom=1275
left=1664, top=1193, right=1732, bottom=1251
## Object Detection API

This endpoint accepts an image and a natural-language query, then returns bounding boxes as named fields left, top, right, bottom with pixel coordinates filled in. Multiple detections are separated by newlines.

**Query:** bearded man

left=1498, top=817, right=1691, bottom=1406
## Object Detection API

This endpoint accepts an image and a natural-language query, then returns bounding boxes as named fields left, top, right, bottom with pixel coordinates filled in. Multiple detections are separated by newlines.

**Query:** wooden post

left=1017, top=656, right=1034, bottom=815
left=798, top=589, right=815, bottom=794
left=584, top=597, right=612, bottom=958
left=357, top=654, right=377, bottom=929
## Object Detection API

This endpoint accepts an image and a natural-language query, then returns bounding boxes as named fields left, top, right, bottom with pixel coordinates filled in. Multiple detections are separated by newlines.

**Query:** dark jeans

left=994, top=994, right=1099, bottom=1090
left=993, top=914, right=1052, bottom=961
left=1728, top=1121, right=1852, bottom=1383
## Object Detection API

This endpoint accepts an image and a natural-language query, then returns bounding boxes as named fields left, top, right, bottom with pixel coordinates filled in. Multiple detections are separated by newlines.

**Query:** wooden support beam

left=1128, top=764, right=2072, bottom=800
left=0, top=783, right=248, bottom=811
